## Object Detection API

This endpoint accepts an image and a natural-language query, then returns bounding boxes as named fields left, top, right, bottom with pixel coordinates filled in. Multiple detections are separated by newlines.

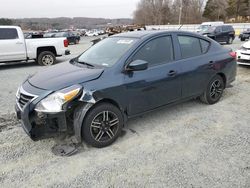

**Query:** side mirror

left=126, top=60, right=148, bottom=71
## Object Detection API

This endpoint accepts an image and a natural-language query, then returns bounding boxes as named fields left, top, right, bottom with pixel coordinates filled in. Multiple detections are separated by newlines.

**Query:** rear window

left=0, top=28, right=18, bottom=40
left=200, top=39, right=210, bottom=53
left=178, top=36, right=202, bottom=59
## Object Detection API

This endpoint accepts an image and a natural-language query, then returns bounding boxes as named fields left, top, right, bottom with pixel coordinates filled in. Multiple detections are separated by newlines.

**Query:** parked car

left=236, top=40, right=250, bottom=65
left=239, top=29, right=250, bottom=41
left=43, top=32, right=56, bottom=38
left=54, top=32, right=80, bottom=45
left=85, top=30, right=99, bottom=37
left=15, top=31, right=237, bottom=148
left=196, top=21, right=224, bottom=33
left=202, top=25, right=235, bottom=44
left=0, top=26, right=70, bottom=66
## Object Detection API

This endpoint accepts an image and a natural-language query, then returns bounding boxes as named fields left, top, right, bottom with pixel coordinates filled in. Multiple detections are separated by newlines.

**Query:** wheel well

left=37, top=46, right=57, bottom=58
left=217, top=73, right=226, bottom=88
left=94, top=99, right=122, bottom=111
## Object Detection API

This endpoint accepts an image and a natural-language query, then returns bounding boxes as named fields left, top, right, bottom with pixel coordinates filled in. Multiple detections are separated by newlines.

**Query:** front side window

left=178, top=36, right=202, bottom=59
left=0, top=28, right=18, bottom=40
left=78, top=37, right=137, bottom=67
left=132, top=36, right=174, bottom=67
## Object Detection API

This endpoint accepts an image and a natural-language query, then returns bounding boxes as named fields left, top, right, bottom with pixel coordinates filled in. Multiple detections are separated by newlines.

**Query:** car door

left=0, top=28, right=26, bottom=62
left=175, top=35, right=214, bottom=98
left=214, top=26, right=223, bottom=42
left=124, top=35, right=182, bottom=116
left=221, top=26, right=230, bottom=42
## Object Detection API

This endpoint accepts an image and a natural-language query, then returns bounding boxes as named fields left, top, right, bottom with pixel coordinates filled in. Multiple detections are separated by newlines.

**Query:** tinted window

left=215, top=26, right=222, bottom=33
left=200, top=39, right=210, bottom=53
left=178, top=36, right=202, bottom=58
left=222, top=26, right=227, bottom=32
left=132, top=36, right=174, bottom=66
left=0, top=28, right=18, bottom=40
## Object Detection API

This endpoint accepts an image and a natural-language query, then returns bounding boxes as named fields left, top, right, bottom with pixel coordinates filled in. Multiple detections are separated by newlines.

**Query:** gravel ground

left=0, top=37, right=249, bottom=188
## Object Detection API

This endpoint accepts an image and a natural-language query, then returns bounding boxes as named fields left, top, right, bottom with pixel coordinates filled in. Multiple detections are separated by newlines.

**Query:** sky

left=0, top=0, right=140, bottom=19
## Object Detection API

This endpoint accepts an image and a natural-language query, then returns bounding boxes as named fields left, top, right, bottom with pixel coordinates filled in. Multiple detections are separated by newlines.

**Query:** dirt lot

left=0, top=37, right=249, bottom=188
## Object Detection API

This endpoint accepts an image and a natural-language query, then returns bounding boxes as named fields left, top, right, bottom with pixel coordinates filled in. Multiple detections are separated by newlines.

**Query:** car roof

left=112, top=30, right=198, bottom=39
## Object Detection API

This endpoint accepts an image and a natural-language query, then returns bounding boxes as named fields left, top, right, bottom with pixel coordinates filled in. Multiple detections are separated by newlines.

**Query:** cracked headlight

left=35, top=85, right=82, bottom=113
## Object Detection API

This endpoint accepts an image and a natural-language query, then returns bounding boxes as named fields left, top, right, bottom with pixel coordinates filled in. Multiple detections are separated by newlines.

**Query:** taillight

left=64, top=39, right=68, bottom=47
left=229, top=51, right=236, bottom=59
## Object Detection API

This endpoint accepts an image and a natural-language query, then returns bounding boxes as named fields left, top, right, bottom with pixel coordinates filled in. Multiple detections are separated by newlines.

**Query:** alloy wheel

left=42, top=55, right=54, bottom=66
left=90, top=111, right=119, bottom=143
left=209, top=79, right=223, bottom=101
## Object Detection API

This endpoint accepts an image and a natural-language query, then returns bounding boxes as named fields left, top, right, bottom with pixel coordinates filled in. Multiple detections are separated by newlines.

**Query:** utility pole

left=178, top=0, right=183, bottom=25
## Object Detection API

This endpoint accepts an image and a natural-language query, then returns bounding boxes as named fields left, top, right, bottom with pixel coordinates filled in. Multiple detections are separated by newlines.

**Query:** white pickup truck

left=0, top=26, right=70, bottom=66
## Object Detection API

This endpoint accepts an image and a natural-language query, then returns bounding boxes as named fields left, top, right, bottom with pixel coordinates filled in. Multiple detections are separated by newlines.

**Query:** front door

left=0, top=28, right=26, bottom=62
left=124, top=36, right=182, bottom=116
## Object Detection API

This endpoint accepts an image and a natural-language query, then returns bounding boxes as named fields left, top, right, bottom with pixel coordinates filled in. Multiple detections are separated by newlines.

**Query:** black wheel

left=82, top=103, right=123, bottom=148
left=200, top=75, right=225, bottom=105
left=227, top=37, right=233, bottom=44
left=37, top=51, right=56, bottom=66
left=240, top=38, right=245, bottom=41
left=75, top=39, right=79, bottom=44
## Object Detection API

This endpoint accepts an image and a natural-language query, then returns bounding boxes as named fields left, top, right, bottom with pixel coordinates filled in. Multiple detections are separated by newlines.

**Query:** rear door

left=214, top=26, right=224, bottom=42
left=124, top=35, right=182, bottom=115
left=175, top=35, right=214, bottom=98
left=0, top=28, right=26, bottom=62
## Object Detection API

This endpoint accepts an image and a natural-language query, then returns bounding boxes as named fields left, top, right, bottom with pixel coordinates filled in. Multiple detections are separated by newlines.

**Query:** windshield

left=198, top=25, right=210, bottom=31
left=78, top=37, right=137, bottom=67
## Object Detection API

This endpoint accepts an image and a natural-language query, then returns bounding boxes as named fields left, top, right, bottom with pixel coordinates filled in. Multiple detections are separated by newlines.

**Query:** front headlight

left=35, top=85, right=82, bottom=113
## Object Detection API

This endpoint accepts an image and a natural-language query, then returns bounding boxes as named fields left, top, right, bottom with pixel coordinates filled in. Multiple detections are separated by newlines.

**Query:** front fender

left=73, top=103, right=94, bottom=143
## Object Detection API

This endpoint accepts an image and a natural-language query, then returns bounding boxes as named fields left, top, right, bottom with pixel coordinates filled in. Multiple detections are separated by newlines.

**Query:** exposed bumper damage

left=15, top=82, right=96, bottom=143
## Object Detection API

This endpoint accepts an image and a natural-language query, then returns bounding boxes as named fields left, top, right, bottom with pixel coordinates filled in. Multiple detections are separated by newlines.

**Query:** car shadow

left=0, top=61, right=38, bottom=70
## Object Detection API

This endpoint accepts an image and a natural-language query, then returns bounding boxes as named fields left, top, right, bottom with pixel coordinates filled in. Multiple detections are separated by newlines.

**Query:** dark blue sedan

left=15, top=31, right=237, bottom=148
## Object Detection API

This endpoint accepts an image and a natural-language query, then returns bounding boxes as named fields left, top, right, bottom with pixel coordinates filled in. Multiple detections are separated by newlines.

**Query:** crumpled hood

left=28, top=62, right=104, bottom=90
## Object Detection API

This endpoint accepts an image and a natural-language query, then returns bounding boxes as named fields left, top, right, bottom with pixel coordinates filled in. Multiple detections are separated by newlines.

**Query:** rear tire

left=75, top=39, right=79, bottom=44
left=82, top=103, right=123, bottom=148
left=227, top=37, right=233, bottom=44
left=240, top=38, right=245, bottom=41
left=200, top=75, right=225, bottom=105
left=37, top=51, right=56, bottom=66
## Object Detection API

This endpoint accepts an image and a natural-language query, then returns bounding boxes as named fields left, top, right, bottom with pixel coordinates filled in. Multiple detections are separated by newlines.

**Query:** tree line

left=134, top=0, right=250, bottom=25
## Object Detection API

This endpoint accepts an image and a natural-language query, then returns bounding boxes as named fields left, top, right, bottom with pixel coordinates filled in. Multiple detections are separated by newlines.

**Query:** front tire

left=82, top=103, right=123, bottom=148
left=37, top=51, right=56, bottom=66
left=200, top=75, right=225, bottom=105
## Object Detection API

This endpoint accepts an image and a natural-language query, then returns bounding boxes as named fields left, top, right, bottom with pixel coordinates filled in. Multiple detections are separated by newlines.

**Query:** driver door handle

left=168, top=70, right=177, bottom=77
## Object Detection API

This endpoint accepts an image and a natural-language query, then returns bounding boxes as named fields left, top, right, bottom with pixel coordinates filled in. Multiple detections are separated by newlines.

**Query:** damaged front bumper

left=15, top=99, right=69, bottom=141
left=15, top=81, right=94, bottom=142
left=15, top=82, right=73, bottom=141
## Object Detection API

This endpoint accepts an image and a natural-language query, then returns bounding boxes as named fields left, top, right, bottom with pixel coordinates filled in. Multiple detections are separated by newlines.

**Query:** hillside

left=12, top=17, right=133, bottom=30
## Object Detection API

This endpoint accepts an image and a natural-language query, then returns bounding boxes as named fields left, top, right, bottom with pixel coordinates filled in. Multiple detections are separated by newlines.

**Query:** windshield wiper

left=77, top=61, right=95, bottom=67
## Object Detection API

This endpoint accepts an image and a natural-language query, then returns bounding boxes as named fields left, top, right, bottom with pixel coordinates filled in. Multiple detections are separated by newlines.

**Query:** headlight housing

left=35, top=85, right=82, bottom=113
